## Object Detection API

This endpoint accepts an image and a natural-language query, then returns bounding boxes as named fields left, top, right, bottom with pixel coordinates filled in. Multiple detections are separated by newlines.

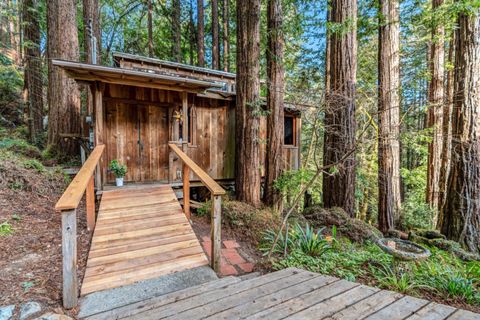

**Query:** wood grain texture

left=62, top=209, right=78, bottom=309
left=80, top=185, right=208, bottom=296
left=84, top=268, right=480, bottom=320
left=55, top=144, right=105, bottom=211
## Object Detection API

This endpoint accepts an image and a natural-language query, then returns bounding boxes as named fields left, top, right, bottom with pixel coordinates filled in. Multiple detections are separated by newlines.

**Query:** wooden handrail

left=169, top=144, right=226, bottom=196
left=169, top=143, right=224, bottom=273
left=55, top=144, right=105, bottom=211
left=55, top=144, right=104, bottom=309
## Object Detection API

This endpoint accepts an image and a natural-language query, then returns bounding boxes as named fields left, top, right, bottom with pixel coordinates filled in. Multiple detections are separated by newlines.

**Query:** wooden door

left=105, top=102, right=169, bottom=183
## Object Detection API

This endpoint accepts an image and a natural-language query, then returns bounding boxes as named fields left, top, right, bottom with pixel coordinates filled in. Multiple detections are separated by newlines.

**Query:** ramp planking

left=81, top=184, right=208, bottom=295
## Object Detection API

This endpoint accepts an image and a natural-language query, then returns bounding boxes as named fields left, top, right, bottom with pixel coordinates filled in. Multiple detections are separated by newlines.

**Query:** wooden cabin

left=53, top=53, right=301, bottom=188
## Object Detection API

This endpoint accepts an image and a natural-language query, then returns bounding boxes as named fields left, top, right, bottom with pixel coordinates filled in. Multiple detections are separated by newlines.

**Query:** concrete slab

left=78, top=266, right=217, bottom=318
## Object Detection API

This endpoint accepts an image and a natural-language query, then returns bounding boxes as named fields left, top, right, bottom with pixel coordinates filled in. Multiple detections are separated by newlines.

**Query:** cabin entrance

left=104, top=101, right=169, bottom=184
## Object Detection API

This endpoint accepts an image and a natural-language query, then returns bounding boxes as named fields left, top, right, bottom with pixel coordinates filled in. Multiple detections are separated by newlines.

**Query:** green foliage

left=272, top=237, right=480, bottom=306
left=23, top=159, right=45, bottom=173
left=274, top=169, right=314, bottom=208
left=0, top=54, right=23, bottom=128
left=196, top=199, right=212, bottom=217
left=0, top=221, right=13, bottom=236
left=0, top=137, right=41, bottom=159
left=108, top=159, right=127, bottom=178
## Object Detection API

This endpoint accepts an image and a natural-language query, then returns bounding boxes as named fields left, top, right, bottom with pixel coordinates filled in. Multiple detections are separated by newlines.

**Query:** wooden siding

left=100, top=83, right=300, bottom=185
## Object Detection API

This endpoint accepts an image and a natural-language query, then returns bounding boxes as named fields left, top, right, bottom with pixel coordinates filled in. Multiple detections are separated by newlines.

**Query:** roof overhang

left=52, top=59, right=224, bottom=93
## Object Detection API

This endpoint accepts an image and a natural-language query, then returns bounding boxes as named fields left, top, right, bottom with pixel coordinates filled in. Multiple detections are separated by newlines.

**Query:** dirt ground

left=0, top=161, right=90, bottom=318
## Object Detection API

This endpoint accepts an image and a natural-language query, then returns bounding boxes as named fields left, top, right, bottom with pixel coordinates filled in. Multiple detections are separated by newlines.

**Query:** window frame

left=283, top=114, right=297, bottom=147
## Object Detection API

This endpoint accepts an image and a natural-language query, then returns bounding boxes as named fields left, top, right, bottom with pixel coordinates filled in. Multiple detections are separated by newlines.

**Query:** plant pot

left=115, top=177, right=124, bottom=187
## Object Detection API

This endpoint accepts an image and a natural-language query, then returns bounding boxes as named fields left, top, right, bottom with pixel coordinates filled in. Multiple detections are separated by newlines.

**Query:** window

left=284, top=115, right=296, bottom=146
left=177, top=106, right=196, bottom=145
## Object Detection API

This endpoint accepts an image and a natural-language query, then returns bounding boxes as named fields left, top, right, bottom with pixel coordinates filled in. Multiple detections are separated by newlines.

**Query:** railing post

left=182, top=163, right=191, bottom=219
left=211, top=195, right=222, bottom=272
left=86, top=175, right=95, bottom=231
left=61, top=209, right=78, bottom=309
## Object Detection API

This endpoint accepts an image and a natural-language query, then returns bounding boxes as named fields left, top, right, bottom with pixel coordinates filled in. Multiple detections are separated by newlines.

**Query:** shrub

left=23, top=159, right=45, bottom=172
left=196, top=199, right=211, bottom=217
left=0, top=138, right=41, bottom=159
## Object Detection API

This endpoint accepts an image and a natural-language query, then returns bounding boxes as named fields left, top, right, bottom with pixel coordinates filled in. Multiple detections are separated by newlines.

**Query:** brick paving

left=200, top=238, right=256, bottom=276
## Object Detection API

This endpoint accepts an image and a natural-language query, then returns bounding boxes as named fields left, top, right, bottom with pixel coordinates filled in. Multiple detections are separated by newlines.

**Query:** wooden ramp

left=81, top=184, right=209, bottom=295
left=83, top=268, right=480, bottom=320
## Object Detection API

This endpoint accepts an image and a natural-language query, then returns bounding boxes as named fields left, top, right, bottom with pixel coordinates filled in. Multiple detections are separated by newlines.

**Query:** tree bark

left=222, top=0, right=230, bottom=71
left=147, top=0, right=153, bottom=57
left=322, top=0, right=357, bottom=217
left=235, top=0, right=261, bottom=206
left=172, top=0, right=181, bottom=62
left=47, top=0, right=81, bottom=156
left=377, top=0, right=401, bottom=232
left=197, top=0, right=205, bottom=66
left=23, top=0, right=43, bottom=143
left=83, top=0, right=101, bottom=64
left=426, top=0, right=445, bottom=213
left=440, top=9, right=480, bottom=253
left=189, top=0, right=196, bottom=65
left=264, top=0, right=285, bottom=210
left=437, top=35, right=455, bottom=216
left=212, top=0, right=220, bottom=69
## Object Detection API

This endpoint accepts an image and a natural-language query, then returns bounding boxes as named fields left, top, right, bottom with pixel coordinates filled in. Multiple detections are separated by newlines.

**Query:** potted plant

left=109, top=159, right=127, bottom=187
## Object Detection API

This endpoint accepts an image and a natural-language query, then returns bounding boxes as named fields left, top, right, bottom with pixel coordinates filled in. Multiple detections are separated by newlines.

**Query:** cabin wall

left=98, top=83, right=300, bottom=185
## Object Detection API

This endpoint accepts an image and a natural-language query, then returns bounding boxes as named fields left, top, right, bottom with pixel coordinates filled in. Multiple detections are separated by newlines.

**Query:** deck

left=83, top=268, right=480, bottom=320
left=81, top=184, right=209, bottom=295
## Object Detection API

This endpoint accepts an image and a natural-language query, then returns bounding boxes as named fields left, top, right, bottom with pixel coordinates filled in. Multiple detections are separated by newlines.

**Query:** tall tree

left=22, top=0, right=43, bottom=143
left=212, top=0, right=220, bottom=69
left=172, top=0, right=181, bottom=62
left=147, top=0, right=153, bottom=57
left=264, top=0, right=285, bottom=209
left=236, top=0, right=261, bottom=206
left=322, top=0, right=358, bottom=217
left=377, top=0, right=401, bottom=232
left=426, top=0, right=445, bottom=212
left=222, top=0, right=230, bottom=71
left=47, top=0, right=81, bottom=156
left=83, top=0, right=101, bottom=64
left=440, top=7, right=480, bottom=253
left=189, top=0, right=196, bottom=65
left=438, top=35, right=455, bottom=214
left=197, top=0, right=205, bottom=66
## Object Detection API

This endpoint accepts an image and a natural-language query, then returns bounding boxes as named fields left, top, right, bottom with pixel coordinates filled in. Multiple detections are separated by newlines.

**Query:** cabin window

left=284, top=115, right=296, bottom=146
left=177, top=106, right=196, bottom=145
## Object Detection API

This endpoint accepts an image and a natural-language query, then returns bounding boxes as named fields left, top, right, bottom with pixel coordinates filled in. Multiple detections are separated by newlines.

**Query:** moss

left=409, top=232, right=479, bottom=261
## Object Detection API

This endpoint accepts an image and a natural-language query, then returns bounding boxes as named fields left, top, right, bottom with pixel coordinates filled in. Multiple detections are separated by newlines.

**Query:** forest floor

left=0, top=148, right=89, bottom=318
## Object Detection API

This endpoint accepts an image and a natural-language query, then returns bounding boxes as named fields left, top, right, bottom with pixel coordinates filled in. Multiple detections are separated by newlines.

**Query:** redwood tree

left=172, top=0, right=181, bottom=62
left=377, top=0, right=401, bottom=232
left=264, top=0, right=284, bottom=209
left=440, top=8, right=480, bottom=253
left=426, top=0, right=445, bottom=212
left=23, top=0, right=43, bottom=143
left=212, top=0, right=220, bottom=69
left=322, top=0, right=357, bottom=217
left=197, top=0, right=205, bottom=66
left=235, top=0, right=261, bottom=206
left=147, top=0, right=153, bottom=57
left=222, top=0, right=230, bottom=71
left=47, top=0, right=81, bottom=156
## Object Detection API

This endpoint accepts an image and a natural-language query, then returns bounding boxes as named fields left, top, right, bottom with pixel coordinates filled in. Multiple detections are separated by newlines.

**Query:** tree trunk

left=440, top=10, right=480, bottom=253
left=426, top=0, right=445, bottom=214
left=147, top=0, right=153, bottom=57
left=172, top=0, right=181, bottom=62
left=197, top=0, right=205, bottom=66
left=83, top=0, right=101, bottom=64
left=264, top=0, right=284, bottom=210
left=47, top=0, right=81, bottom=156
left=437, top=35, right=455, bottom=216
left=23, top=0, right=43, bottom=143
left=222, top=0, right=230, bottom=71
left=189, top=0, right=196, bottom=65
left=235, top=0, right=261, bottom=206
left=377, top=0, right=401, bottom=232
left=211, top=0, right=220, bottom=69
left=322, top=0, right=357, bottom=217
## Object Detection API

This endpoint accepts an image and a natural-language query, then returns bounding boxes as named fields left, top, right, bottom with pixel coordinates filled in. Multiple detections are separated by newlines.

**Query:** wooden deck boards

left=81, top=184, right=209, bottom=295
left=83, top=268, right=480, bottom=320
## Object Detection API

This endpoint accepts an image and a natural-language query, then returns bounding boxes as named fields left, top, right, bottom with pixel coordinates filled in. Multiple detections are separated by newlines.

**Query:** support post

left=182, top=163, right=191, bottom=219
left=93, top=82, right=104, bottom=190
left=211, top=195, right=222, bottom=272
left=86, top=176, right=95, bottom=231
left=61, top=209, right=78, bottom=309
left=182, top=91, right=188, bottom=152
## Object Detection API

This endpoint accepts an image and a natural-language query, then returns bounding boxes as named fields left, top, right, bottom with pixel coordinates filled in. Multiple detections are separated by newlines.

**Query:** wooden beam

left=103, top=97, right=173, bottom=107
left=182, top=92, right=188, bottom=151
left=86, top=176, right=95, bottom=231
left=182, top=164, right=190, bottom=220
left=211, top=195, right=222, bottom=272
left=94, top=83, right=104, bottom=190
left=61, top=209, right=78, bottom=309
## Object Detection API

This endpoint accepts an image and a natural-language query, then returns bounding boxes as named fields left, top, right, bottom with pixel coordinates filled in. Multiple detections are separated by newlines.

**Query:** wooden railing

left=169, top=144, right=226, bottom=272
left=55, top=144, right=105, bottom=309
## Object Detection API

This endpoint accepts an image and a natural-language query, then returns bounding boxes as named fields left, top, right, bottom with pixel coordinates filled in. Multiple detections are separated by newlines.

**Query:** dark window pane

left=284, top=116, right=294, bottom=145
